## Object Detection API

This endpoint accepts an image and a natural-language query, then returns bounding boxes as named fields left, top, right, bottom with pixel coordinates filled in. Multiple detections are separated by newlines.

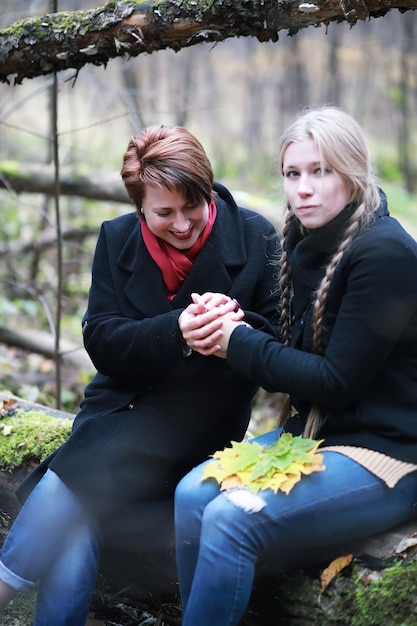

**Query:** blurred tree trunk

left=285, top=35, right=309, bottom=109
left=120, top=63, right=148, bottom=131
left=397, top=12, right=417, bottom=193
left=325, top=25, right=341, bottom=105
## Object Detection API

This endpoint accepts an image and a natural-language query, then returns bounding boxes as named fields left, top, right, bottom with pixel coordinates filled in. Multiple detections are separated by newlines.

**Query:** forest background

left=1, top=0, right=417, bottom=432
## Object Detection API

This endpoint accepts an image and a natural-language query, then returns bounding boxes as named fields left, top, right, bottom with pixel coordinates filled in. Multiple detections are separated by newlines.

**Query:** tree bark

left=1, top=0, right=417, bottom=85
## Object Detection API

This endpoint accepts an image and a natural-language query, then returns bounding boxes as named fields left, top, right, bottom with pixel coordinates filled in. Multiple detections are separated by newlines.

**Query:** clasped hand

left=179, top=292, right=245, bottom=357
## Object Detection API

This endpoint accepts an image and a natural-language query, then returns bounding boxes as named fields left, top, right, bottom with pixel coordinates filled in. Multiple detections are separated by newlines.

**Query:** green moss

left=1, top=592, right=36, bottom=626
left=257, top=557, right=417, bottom=625
left=0, top=410, right=72, bottom=471
left=350, top=559, right=417, bottom=626
left=311, top=558, right=417, bottom=625
left=0, top=7, right=105, bottom=39
left=0, top=161, right=23, bottom=178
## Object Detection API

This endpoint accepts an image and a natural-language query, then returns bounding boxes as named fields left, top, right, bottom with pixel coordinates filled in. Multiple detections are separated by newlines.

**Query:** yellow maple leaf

left=283, top=461, right=305, bottom=477
left=220, top=474, right=243, bottom=490
left=300, top=456, right=326, bottom=475
left=202, top=462, right=226, bottom=483
left=265, top=471, right=290, bottom=493
left=279, top=473, right=301, bottom=495
left=201, top=434, right=326, bottom=496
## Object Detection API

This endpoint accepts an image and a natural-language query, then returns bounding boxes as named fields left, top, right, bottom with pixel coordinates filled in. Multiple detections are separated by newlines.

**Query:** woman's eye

left=314, top=166, right=331, bottom=175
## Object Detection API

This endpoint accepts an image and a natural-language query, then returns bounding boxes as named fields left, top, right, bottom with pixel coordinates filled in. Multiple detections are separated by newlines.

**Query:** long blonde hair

left=277, top=106, right=381, bottom=438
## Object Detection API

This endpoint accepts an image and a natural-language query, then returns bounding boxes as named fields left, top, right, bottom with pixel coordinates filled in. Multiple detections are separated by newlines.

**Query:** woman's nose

left=297, top=174, right=313, bottom=195
left=173, top=212, right=190, bottom=231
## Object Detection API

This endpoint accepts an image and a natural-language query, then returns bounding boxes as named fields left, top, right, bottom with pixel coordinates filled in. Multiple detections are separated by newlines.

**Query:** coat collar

left=287, top=188, right=389, bottom=318
left=287, top=188, right=389, bottom=261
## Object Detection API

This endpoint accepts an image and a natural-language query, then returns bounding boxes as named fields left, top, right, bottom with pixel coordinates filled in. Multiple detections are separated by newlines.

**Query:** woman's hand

left=179, top=292, right=244, bottom=356
left=210, top=314, right=247, bottom=358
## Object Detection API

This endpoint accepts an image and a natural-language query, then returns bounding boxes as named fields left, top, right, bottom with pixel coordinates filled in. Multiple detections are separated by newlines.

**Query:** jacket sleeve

left=82, top=224, right=184, bottom=382
left=227, top=227, right=417, bottom=409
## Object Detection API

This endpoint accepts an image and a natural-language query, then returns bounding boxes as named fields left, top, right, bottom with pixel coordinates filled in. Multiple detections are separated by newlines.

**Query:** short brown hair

left=121, top=125, right=214, bottom=209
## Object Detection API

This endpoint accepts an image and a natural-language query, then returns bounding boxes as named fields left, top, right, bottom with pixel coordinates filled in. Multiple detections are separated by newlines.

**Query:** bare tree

left=397, top=11, right=417, bottom=192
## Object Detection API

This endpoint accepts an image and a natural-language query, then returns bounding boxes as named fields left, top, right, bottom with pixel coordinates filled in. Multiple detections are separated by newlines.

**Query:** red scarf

left=140, top=200, right=217, bottom=300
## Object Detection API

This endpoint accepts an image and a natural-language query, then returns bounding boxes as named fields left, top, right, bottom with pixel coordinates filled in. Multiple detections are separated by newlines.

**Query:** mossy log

left=1, top=392, right=417, bottom=625
left=3, top=1, right=417, bottom=86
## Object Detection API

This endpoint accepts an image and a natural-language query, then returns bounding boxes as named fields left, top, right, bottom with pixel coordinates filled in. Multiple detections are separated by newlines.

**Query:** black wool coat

left=17, top=182, right=281, bottom=519
left=226, top=191, right=417, bottom=464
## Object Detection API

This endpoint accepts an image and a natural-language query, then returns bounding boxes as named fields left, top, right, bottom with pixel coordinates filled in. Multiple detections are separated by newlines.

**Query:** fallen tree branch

left=0, top=225, right=97, bottom=259
left=0, top=162, right=129, bottom=203
left=1, top=0, right=417, bottom=84
left=0, top=326, right=94, bottom=371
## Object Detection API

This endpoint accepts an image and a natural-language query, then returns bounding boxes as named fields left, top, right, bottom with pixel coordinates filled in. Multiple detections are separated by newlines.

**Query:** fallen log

left=1, top=392, right=417, bottom=625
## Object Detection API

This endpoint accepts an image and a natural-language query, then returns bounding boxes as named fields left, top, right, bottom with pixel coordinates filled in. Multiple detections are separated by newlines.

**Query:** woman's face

left=282, top=138, right=351, bottom=230
left=141, top=185, right=209, bottom=250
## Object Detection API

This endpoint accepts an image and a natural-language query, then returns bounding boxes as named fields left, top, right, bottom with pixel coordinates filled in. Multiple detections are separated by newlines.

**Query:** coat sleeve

left=227, top=227, right=417, bottom=409
left=82, top=223, right=184, bottom=382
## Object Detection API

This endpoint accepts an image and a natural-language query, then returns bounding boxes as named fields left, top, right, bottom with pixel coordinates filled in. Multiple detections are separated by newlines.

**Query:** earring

left=140, top=208, right=144, bottom=214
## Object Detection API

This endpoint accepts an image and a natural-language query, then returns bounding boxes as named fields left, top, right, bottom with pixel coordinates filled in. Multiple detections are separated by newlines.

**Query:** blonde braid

left=279, top=212, right=296, bottom=347
left=304, top=202, right=367, bottom=439
left=276, top=212, right=297, bottom=428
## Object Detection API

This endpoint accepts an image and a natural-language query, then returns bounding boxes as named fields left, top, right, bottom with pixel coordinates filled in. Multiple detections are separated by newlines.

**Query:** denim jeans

left=175, top=429, right=417, bottom=626
left=0, top=469, right=100, bottom=626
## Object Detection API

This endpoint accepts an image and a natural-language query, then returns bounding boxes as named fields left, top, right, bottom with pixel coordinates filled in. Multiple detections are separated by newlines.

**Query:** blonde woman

left=175, top=106, right=417, bottom=626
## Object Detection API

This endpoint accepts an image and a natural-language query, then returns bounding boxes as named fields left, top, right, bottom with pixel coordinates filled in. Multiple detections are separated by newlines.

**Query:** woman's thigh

left=199, top=451, right=417, bottom=566
left=234, top=452, right=417, bottom=550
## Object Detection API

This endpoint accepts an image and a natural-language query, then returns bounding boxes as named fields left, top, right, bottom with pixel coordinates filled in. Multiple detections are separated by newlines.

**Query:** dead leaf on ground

left=395, top=533, right=417, bottom=556
left=320, top=553, right=353, bottom=593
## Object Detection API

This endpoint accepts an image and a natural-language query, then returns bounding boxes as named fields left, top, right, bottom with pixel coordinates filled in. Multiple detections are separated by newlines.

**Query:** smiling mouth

left=173, top=229, right=193, bottom=239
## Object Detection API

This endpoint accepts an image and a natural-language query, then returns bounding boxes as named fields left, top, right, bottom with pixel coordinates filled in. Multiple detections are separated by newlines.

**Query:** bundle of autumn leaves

left=202, top=432, right=325, bottom=495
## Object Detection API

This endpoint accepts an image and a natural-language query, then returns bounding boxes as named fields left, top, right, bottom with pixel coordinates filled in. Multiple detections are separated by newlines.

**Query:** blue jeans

left=174, top=430, right=417, bottom=626
left=0, top=469, right=101, bottom=626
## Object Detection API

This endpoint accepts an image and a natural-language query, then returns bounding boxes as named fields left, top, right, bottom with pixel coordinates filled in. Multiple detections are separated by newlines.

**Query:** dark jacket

left=226, top=191, right=417, bottom=463
left=17, top=182, right=281, bottom=515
